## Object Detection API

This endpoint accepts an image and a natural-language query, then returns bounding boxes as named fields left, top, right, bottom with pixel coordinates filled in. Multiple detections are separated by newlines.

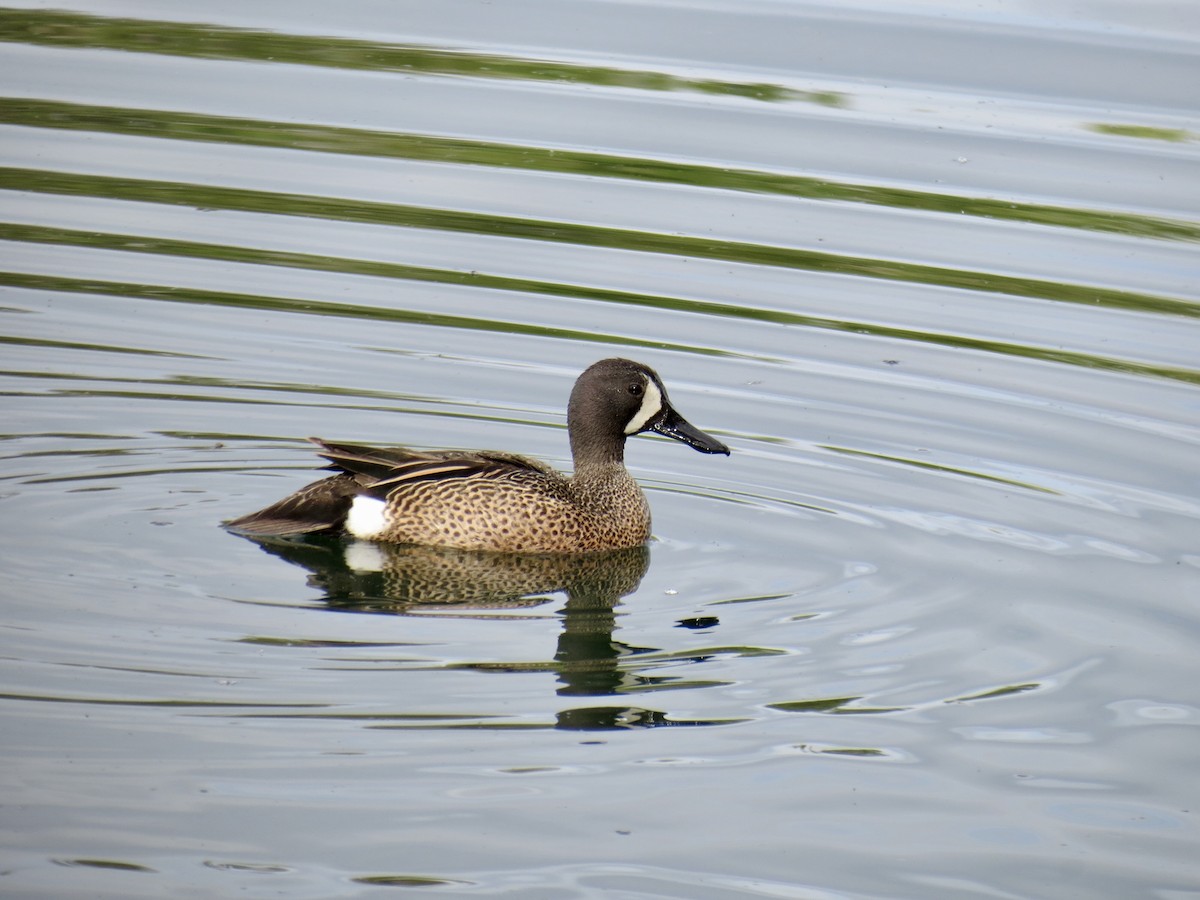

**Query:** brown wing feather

left=309, top=437, right=560, bottom=488
left=226, top=439, right=566, bottom=538
left=224, top=474, right=360, bottom=535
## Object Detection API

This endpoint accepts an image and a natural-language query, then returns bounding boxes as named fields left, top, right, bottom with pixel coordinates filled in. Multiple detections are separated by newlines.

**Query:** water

left=2, top=1, right=1198, bottom=897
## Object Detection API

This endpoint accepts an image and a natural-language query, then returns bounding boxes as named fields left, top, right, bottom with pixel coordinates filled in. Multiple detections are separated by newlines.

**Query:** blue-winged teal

left=226, top=358, right=730, bottom=552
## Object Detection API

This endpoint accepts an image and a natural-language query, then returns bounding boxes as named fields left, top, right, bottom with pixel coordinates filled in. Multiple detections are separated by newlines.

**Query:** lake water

left=2, top=1, right=1198, bottom=897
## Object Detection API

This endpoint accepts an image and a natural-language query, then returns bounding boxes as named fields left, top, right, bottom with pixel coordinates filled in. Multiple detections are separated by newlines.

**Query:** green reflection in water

left=0, top=9, right=831, bottom=105
left=952, top=683, right=1040, bottom=702
left=825, top=446, right=1060, bottom=494
left=236, top=636, right=425, bottom=648
left=3, top=169, right=1194, bottom=324
left=231, top=712, right=507, bottom=722
left=618, top=645, right=788, bottom=661
left=1089, top=123, right=1193, bottom=143
left=2, top=97, right=1196, bottom=243
left=53, top=858, right=156, bottom=873
left=2, top=220, right=1197, bottom=385
left=204, top=862, right=291, bottom=874
left=796, top=744, right=890, bottom=758
left=769, top=697, right=905, bottom=714
left=0, top=690, right=325, bottom=708
left=0, top=369, right=575, bottom=423
left=707, top=593, right=796, bottom=606
left=0, top=332, right=214, bottom=359
left=0, top=268, right=746, bottom=361
left=354, top=875, right=474, bottom=888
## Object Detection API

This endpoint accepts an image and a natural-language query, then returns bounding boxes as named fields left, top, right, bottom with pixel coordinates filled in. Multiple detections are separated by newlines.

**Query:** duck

left=225, top=358, right=730, bottom=552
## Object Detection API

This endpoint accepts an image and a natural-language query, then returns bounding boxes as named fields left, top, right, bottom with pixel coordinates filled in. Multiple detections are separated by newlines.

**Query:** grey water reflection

left=3, top=0, right=1198, bottom=894
left=235, top=536, right=736, bottom=728
left=237, top=535, right=648, bottom=611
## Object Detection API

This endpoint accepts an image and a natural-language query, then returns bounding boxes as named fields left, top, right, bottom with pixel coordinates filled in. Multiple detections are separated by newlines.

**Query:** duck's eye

left=628, top=381, right=643, bottom=396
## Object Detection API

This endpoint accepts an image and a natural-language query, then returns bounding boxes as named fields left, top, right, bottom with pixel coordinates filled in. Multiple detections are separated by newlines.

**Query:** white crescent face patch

left=623, top=376, right=664, bottom=435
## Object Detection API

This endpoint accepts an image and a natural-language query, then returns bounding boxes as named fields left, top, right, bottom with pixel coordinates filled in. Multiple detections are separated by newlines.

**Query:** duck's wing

left=224, top=473, right=360, bottom=535
left=310, top=438, right=559, bottom=498
left=225, top=439, right=563, bottom=538
left=225, top=441, right=437, bottom=536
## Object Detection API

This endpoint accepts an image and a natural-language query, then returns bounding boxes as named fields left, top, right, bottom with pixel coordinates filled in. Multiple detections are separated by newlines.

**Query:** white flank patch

left=345, top=495, right=389, bottom=539
left=344, top=540, right=386, bottom=573
left=623, top=377, right=663, bottom=434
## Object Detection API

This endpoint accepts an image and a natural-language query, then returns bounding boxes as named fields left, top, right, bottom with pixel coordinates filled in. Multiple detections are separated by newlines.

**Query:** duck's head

left=568, top=358, right=731, bottom=461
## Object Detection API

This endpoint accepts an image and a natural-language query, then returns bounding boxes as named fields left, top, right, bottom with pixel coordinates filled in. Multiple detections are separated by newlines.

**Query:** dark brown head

left=567, top=358, right=730, bottom=465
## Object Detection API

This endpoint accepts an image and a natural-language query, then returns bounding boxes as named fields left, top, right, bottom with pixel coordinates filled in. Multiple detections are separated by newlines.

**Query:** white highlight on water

left=623, top=377, right=663, bottom=435
left=344, top=540, right=386, bottom=573
left=346, top=495, right=388, bottom=539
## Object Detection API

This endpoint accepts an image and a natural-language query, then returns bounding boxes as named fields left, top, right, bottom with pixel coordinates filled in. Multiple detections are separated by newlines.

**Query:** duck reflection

left=237, top=535, right=659, bottom=709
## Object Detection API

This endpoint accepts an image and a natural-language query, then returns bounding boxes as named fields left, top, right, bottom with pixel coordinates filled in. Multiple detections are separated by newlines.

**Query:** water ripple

left=3, top=96, right=1195, bottom=241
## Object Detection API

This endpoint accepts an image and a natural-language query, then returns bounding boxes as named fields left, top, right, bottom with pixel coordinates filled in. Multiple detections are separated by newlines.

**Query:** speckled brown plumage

left=225, top=358, right=730, bottom=552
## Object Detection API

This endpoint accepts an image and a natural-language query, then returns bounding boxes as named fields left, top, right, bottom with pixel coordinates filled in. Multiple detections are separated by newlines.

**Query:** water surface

left=1, top=1, right=1198, bottom=897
